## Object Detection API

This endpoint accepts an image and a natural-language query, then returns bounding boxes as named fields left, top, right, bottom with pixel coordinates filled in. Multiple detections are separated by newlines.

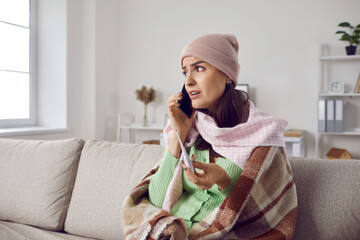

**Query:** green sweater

left=148, top=145, right=242, bottom=230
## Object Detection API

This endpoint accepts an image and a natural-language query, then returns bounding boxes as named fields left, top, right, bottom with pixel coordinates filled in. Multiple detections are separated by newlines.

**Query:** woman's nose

left=185, top=73, right=195, bottom=86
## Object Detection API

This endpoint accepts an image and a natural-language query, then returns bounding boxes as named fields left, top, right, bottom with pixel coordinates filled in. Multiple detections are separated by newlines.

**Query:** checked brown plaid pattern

left=121, top=146, right=297, bottom=240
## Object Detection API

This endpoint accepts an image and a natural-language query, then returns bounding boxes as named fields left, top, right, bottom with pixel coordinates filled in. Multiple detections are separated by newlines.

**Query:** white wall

left=36, top=0, right=67, bottom=128
left=67, top=0, right=121, bottom=141
left=67, top=0, right=96, bottom=140
left=5, top=0, right=360, bottom=158
left=94, top=0, right=120, bottom=141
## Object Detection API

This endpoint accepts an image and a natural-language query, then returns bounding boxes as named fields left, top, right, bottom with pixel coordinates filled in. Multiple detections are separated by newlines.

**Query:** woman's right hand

left=167, top=92, right=194, bottom=158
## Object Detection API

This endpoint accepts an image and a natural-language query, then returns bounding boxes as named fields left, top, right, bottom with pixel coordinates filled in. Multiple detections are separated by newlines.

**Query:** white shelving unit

left=318, top=93, right=360, bottom=97
left=316, top=46, right=360, bottom=158
left=320, top=55, right=360, bottom=61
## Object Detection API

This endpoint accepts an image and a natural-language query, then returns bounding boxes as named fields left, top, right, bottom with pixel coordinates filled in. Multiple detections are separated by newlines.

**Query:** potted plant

left=335, top=21, right=360, bottom=55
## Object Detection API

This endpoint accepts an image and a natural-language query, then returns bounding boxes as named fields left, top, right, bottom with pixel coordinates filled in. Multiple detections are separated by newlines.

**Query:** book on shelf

left=335, top=99, right=344, bottom=132
left=318, top=99, right=327, bottom=132
left=326, top=99, right=335, bottom=132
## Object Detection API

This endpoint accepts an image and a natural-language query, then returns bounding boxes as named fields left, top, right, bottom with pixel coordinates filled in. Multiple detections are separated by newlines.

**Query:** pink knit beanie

left=180, top=33, right=240, bottom=85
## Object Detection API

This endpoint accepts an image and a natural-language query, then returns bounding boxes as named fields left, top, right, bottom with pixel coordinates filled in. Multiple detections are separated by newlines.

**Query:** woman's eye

left=182, top=71, right=188, bottom=77
left=196, top=66, right=205, bottom=72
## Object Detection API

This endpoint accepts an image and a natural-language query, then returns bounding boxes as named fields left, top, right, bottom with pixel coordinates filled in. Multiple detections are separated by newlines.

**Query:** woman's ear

left=226, top=76, right=232, bottom=86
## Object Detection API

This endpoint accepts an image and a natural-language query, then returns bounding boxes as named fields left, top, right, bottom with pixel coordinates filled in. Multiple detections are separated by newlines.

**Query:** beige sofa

left=0, top=138, right=359, bottom=240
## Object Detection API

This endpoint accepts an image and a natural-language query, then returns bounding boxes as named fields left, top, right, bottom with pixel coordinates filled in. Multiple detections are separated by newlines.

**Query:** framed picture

left=354, top=73, right=360, bottom=93
left=236, top=83, right=249, bottom=93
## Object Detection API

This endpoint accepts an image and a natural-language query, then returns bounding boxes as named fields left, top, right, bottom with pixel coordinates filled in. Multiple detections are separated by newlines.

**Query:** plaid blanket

left=121, top=146, right=297, bottom=240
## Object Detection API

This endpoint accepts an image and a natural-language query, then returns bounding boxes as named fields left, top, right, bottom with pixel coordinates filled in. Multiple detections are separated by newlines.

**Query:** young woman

left=122, top=34, right=297, bottom=240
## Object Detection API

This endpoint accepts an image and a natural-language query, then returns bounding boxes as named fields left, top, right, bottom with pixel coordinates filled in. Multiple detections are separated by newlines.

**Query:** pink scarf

left=161, top=101, right=288, bottom=212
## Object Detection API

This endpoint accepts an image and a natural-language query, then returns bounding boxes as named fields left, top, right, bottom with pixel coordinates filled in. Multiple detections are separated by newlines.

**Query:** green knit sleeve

left=148, top=148, right=180, bottom=208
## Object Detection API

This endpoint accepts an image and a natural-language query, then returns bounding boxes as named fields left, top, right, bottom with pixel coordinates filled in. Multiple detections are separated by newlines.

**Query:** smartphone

left=175, top=130, right=194, bottom=173
left=178, top=85, right=193, bottom=118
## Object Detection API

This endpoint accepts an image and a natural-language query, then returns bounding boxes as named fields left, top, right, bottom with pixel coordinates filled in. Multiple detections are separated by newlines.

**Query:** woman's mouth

left=189, top=91, right=201, bottom=99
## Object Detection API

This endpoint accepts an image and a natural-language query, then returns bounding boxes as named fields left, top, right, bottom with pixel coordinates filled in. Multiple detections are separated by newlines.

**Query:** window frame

left=0, top=0, right=37, bottom=128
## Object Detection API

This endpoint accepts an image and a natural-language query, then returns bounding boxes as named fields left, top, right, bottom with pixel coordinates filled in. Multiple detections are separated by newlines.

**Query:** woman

left=122, top=34, right=297, bottom=240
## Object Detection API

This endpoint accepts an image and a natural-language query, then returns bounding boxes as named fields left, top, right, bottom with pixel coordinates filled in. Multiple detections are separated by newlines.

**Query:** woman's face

left=182, top=56, right=229, bottom=111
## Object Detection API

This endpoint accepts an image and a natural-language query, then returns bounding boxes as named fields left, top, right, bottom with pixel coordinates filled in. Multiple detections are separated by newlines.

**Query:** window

left=0, top=0, right=36, bottom=128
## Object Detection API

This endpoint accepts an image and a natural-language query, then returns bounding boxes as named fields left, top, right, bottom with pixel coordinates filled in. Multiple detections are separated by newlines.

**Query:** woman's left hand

left=183, top=155, right=232, bottom=191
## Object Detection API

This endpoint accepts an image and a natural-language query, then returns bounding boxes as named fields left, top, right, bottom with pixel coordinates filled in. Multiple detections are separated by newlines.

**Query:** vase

left=142, top=104, right=149, bottom=126
left=346, top=45, right=357, bottom=55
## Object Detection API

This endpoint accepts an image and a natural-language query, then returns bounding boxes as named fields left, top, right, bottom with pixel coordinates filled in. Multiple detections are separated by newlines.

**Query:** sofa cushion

left=290, top=157, right=360, bottom=240
left=64, top=141, right=164, bottom=240
left=0, top=138, right=85, bottom=231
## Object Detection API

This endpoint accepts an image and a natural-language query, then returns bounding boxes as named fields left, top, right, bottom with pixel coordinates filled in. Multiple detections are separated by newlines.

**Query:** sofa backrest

left=290, top=157, right=360, bottom=240
left=64, top=141, right=164, bottom=240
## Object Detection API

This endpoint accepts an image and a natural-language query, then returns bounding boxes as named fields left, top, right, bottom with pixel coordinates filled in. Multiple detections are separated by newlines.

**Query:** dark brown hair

left=195, top=82, right=249, bottom=158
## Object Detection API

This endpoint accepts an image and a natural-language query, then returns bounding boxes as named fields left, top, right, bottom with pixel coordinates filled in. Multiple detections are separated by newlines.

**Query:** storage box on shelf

left=284, top=129, right=305, bottom=157
left=316, top=45, right=360, bottom=158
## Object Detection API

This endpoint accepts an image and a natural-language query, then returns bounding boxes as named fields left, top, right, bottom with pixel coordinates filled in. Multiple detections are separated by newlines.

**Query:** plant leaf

left=340, top=35, right=350, bottom=41
left=338, top=22, right=351, bottom=28
left=335, top=30, right=347, bottom=34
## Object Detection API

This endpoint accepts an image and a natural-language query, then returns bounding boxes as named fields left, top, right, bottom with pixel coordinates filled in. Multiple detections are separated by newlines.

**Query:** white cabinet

left=316, top=46, right=360, bottom=158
